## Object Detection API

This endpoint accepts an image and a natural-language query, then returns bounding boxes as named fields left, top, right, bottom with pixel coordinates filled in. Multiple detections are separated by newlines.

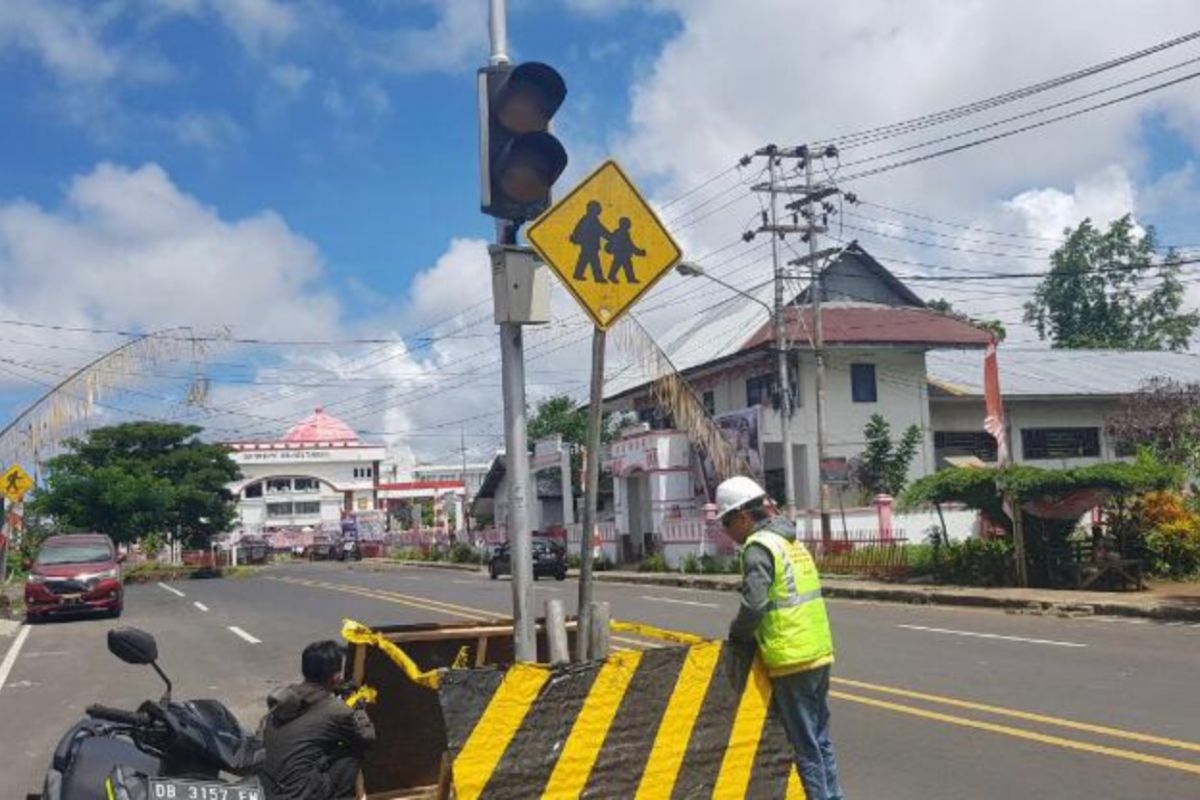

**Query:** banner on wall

left=699, top=406, right=764, bottom=498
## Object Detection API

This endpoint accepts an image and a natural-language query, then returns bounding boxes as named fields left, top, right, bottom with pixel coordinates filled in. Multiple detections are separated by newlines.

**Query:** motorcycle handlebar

left=87, top=704, right=150, bottom=727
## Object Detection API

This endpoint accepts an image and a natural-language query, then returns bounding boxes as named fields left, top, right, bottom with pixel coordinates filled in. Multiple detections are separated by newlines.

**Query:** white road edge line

left=897, top=624, right=1087, bottom=648
left=193, top=602, right=209, bottom=612
left=0, top=625, right=32, bottom=693
left=158, top=582, right=186, bottom=598
left=640, top=595, right=721, bottom=609
left=228, top=626, right=261, bottom=644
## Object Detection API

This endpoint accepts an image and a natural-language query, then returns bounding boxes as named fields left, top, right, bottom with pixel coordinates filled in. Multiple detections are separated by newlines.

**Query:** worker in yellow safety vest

left=719, top=476, right=843, bottom=800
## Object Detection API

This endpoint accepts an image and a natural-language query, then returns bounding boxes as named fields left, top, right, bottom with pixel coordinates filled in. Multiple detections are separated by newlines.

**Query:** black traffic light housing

left=479, top=62, right=568, bottom=222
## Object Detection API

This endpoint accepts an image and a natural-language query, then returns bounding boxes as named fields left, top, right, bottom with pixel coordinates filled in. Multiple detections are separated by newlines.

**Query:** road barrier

left=344, top=619, right=804, bottom=799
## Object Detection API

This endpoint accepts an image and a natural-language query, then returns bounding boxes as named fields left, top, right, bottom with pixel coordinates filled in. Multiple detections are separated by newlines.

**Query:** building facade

left=226, top=407, right=385, bottom=536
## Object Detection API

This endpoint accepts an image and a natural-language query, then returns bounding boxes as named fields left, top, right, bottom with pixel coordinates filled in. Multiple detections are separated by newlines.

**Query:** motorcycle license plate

left=148, top=778, right=264, bottom=800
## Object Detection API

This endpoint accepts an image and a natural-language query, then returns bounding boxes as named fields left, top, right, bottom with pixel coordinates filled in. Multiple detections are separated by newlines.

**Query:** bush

left=681, top=552, right=700, bottom=574
left=594, top=554, right=614, bottom=572
left=904, top=543, right=936, bottom=576
left=391, top=547, right=425, bottom=562
left=567, top=554, right=581, bottom=570
left=932, top=538, right=1014, bottom=586
left=640, top=553, right=668, bottom=573
left=448, top=543, right=480, bottom=564
left=1145, top=520, right=1200, bottom=579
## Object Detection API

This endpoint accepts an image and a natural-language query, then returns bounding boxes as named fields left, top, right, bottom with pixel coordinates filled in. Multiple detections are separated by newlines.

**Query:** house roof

left=743, top=305, right=994, bottom=351
left=605, top=243, right=990, bottom=401
left=928, top=348, right=1200, bottom=398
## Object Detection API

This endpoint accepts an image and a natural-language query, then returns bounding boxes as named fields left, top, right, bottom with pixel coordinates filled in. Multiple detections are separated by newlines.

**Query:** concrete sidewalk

left=588, top=570, right=1200, bottom=622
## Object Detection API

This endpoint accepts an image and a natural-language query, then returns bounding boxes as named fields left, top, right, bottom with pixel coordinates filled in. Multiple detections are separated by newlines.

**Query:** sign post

left=1, top=464, right=33, bottom=584
left=527, top=159, right=681, bottom=660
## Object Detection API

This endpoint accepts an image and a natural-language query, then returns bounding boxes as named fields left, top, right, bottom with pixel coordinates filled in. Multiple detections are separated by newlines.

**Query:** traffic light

left=479, top=62, right=568, bottom=222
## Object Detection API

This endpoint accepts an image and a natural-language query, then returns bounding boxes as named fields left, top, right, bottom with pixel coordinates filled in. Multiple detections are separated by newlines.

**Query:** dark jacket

left=728, top=516, right=796, bottom=644
left=259, top=682, right=376, bottom=800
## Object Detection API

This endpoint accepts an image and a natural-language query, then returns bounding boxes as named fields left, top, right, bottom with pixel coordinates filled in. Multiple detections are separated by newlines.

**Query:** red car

left=24, top=533, right=125, bottom=622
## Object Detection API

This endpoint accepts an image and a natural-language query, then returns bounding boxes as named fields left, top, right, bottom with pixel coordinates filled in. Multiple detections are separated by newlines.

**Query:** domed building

left=225, top=407, right=386, bottom=540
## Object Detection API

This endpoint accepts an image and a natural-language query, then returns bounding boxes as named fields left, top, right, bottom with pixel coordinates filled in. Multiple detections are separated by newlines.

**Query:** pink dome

left=283, top=406, right=360, bottom=444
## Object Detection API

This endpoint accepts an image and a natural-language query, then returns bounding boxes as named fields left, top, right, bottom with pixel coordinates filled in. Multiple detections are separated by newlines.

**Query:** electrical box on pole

left=490, top=245, right=551, bottom=324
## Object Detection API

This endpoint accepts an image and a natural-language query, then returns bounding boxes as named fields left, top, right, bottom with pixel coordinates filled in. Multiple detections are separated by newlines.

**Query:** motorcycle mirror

left=108, top=627, right=159, bottom=665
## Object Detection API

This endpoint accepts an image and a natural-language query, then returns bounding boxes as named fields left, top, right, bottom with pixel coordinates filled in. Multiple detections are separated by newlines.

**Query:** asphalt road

left=2, top=562, right=1198, bottom=798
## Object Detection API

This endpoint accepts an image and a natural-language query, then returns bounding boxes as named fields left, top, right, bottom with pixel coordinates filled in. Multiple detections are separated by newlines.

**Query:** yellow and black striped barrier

left=438, top=639, right=805, bottom=799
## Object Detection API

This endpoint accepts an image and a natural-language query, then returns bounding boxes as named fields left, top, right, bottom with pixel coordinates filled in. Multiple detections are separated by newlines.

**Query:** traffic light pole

left=489, top=0, right=536, bottom=663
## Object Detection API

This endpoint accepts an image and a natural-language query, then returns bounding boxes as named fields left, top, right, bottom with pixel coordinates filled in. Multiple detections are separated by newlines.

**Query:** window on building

left=1022, top=427, right=1101, bottom=460
left=746, top=374, right=773, bottom=407
left=266, top=502, right=293, bottom=518
left=266, top=478, right=291, bottom=494
left=293, top=501, right=320, bottom=515
left=702, top=390, right=715, bottom=416
left=292, top=477, right=318, bottom=492
left=637, top=407, right=673, bottom=430
left=366, top=467, right=373, bottom=478
left=243, top=482, right=262, bottom=499
left=933, top=431, right=998, bottom=465
left=851, top=364, right=877, bottom=403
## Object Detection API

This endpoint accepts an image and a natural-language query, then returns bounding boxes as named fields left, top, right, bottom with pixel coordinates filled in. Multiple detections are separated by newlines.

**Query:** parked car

left=24, top=533, right=124, bottom=622
left=307, top=536, right=337, bottom=561
left=237, top=536, right=270, bottom=565
left=489, top=536, right=567, bottom=581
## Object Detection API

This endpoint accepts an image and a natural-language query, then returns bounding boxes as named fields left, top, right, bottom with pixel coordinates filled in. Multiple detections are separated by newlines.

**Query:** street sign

left=2, top=464, right=33, bottom=502
left=526, top=160, right=681, bottom=330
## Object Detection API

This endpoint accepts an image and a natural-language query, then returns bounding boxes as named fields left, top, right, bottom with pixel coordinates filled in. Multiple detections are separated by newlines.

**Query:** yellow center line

left=267, top=576, right=497, bottom=622
left=831, top=691, right=1200, bottom=777
left=833, top=677, right=1200, bottom=754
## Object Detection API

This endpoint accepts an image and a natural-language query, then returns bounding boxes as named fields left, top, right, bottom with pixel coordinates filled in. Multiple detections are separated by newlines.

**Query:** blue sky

left=0, top=1, right=676, bottom=306
left=1, top=1, right=1199, bottom=463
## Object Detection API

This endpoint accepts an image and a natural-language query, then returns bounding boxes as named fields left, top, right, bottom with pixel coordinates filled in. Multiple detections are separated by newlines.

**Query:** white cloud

left=0, top=0, right=119, bottom=83
left=205, top=0, right=297, bottom=49
left=166, top=110, right=244, bottom=150
left=1005, top=165, right=1140, bottom=241
left=354, top=0, right=488, bottom=75
left=269, top=63, right=313, bottom=95
left=0, top=162, right=341, bottom=350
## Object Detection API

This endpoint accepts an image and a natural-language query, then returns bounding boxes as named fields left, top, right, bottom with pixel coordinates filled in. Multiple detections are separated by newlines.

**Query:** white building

left=928, top=348, right=1200, bottom=468
left=603, top=244, right=992, bottom=557
left=227, top=407, right=385, bottom=535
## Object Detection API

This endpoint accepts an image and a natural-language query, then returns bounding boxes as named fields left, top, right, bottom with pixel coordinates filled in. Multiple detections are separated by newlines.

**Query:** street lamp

left=676, top=261, right=797, bottom=517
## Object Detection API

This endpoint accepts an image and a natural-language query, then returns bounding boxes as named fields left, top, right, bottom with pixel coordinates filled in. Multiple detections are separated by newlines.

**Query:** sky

left=1, top=0, right=1199, bottom=468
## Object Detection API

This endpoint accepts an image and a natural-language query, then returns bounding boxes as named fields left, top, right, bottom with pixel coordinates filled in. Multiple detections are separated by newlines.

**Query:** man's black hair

left=302, top=640, right=345, bottom=685
left=744, top=496, right=771, bottom=524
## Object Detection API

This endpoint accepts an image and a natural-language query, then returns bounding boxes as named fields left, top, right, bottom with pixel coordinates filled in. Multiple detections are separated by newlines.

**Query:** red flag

left=983, top=338, right=1009, bottom=465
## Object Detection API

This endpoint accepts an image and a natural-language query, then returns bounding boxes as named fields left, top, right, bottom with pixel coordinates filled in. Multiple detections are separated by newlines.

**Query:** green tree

left=1023, top=215, right=1199, bottom=350
left=853, top=414, right=923, bottom=496
left=927, top=298, right=1007, bottom=341
left=32, top=422, right=240, bottom=546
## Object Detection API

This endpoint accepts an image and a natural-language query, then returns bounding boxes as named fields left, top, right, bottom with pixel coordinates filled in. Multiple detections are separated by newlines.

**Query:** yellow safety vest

left=745, top=528, right=834, bottom=676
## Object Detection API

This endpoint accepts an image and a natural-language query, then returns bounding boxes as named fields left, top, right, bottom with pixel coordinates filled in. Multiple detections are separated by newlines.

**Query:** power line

left=813, top=29, right=1200, bottom=149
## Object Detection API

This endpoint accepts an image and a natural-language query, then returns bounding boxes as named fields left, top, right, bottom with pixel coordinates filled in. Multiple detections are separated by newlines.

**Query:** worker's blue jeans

left=771, top=665, right=844, bottom=800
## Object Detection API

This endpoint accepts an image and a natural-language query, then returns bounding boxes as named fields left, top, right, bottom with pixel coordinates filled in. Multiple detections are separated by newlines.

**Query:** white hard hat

left=715, top=476, right=767, bottom=520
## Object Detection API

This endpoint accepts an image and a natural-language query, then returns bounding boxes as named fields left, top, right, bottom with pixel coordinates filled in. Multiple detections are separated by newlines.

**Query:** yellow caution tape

left=344, top=684, right=379, bottom=708
left=609, top=619, right=707, bottom=646
left=341, top=619, right=443, bottom=690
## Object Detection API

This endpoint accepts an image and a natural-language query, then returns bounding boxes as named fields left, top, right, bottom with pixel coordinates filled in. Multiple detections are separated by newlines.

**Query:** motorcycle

left=36, top=627, right=265, bottom=800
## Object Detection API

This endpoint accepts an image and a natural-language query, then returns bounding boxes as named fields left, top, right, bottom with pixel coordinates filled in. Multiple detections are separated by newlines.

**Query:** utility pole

left=778, top=144, right=841, bottom=541
left=751, top=145, right=798, bottom=518
left=460, top=425, right=472, bottom=537
left=806, top=150, right=832, bottom=542
left=488, top=0, right=536, bottom=661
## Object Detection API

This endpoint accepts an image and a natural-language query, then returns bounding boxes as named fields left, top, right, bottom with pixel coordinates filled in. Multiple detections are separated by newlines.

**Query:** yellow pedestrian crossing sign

left=526, top=160, right=681, bottom=330
left=2, top=464, right=33, bottom=502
